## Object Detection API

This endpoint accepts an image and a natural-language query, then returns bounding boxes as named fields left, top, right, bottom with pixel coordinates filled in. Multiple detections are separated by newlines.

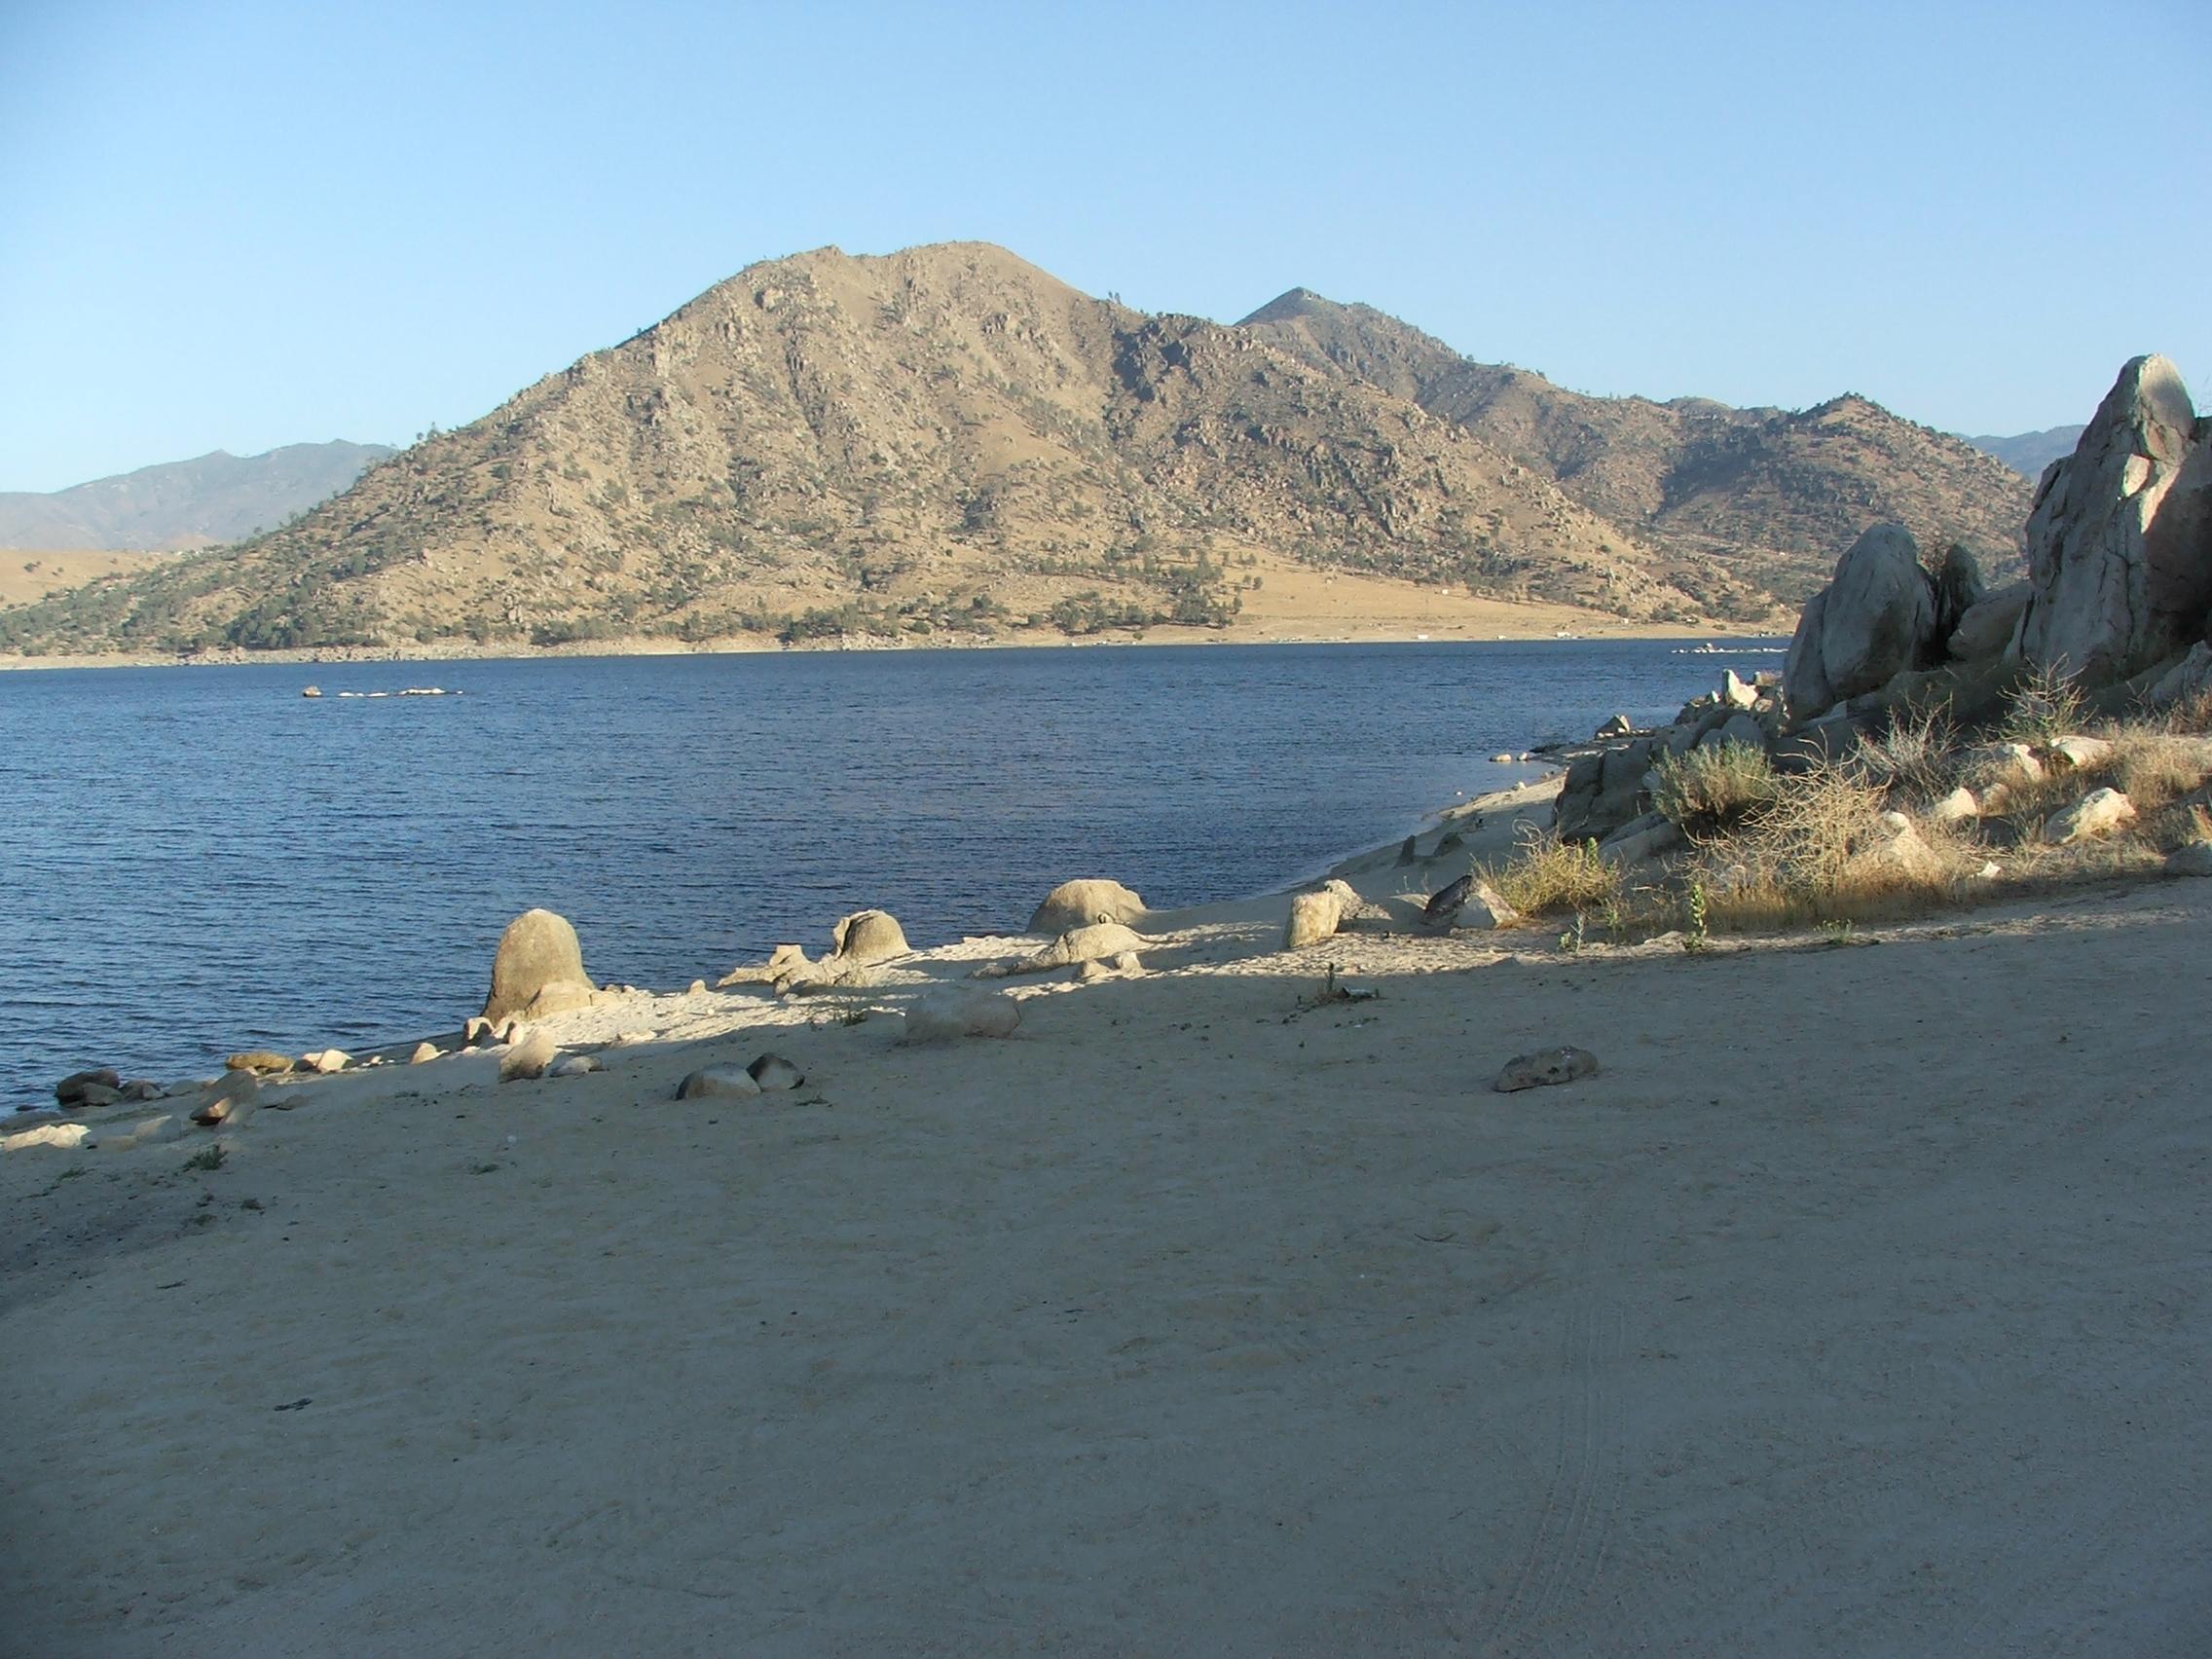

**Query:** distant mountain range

left=0, top=244, right=2031, bottom=654
left=0, top=442, right=393, bottom=552
left=1963, top=425, right=2087, bottom=479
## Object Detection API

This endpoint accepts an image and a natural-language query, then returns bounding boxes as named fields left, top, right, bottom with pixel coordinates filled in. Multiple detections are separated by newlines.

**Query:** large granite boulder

left=1783, top=524, right=1938, bottom=719
left=830, top=908, right=909, bottom=965
left=483, top=908, right=588, bottom=1024
left=1028, top=879, right=1146, bottom=934
left=2017, top=354, right=2204, bottom=682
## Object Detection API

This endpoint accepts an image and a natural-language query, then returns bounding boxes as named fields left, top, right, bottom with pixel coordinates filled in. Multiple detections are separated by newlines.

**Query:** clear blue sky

left=3, top=0, right=2205, bottom=492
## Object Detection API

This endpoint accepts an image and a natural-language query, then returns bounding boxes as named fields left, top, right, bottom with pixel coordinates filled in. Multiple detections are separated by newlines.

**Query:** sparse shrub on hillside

left=2001, top=661, right=2086, bottom=748
left=1856, top=704, right=1954, bottom=799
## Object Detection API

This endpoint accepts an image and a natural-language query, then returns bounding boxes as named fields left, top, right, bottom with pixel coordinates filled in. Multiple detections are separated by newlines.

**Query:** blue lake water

left=0, top=640, right=1780, bottom=1105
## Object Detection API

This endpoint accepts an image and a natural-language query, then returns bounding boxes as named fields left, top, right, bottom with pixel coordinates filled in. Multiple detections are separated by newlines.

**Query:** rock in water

left=1284, top=890, right=1344, bottom=948
left=747, top=1053, right=805, bottom=1090
left=226, top=1051, right=294, bottom=1076
left=901, top=987, right=1021, bottom=1044
left=1494, top=1048, right=1601, bottom=1092
left=1595, top=714, right=1632, bottom=738
left=482, top=908, right=588, bottom=1024
left=1027, top=879, right=1147, bottom=934
left=830, top=909, right=909, bottom=965
left=677, top=1066, right=761, bottom=1100
left=2018, top=355, right=2203, bottom=682
left=1783, top=524, right=1937, bottom=718
left=55, top=1067, right=121, bottom=1106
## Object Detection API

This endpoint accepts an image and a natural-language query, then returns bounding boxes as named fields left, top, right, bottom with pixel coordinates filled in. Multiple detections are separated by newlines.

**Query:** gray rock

left=2042, top=788, right=2136, bottom=845
left=119, top=1080, right=166, bottom=1102
left=2146, top=641, right=2212, bottom=711
left=545, top=1053, right=601, bottom=1079
left=226, top=1051, right=293, bottom=1075
left=2047, top=735, right=2114, bottom=771
left=1028, top=879, right=1146, bottom=935
left=1721, top=670, right=1758, bottom=710
left=1946, top=579, right=2030, bottom=662
left=1598, top=811, right=1684, bottom=866
left=1931, top=542, right=1987, bottom=643
left=901, top=986, right=1021, bottom=1044
left=410, top=1041, right=442, bottom=1064
left=976, top=923, right=1148, bottom=978
left=3, top=1122, right=91, bottom=1152
left=1493, top=1047, right=1601, bottom=1092
left=522, top=979, right=599, bottom=1019
left=482, top=908, right=588, bottom=1024
left=2017, top=355, right=2202, bottom=682
left=73, top=1082, right=123, bottom=1108
left=1395, top=834, right=1419, bottom=866
left=1783, top=524, right=1938, bottom=718
left=1451, top=881, right=1518, bottom=931
left=55, top=1067, right=121, bottom=1106
left=2165, top=841, right=2212, bottom=876
left=677, top=1065, right=760, bottom=1100
left=1595, top=714, right=1633, bottom=738
left=747, top=1053, right=804, bottom=1090
left=300, top=1049, right=350, bottom=1075
left=830, top=909, right=909, bottom=965
left=191, top=1069, right=259, bottom=1126
left=1930, top=787, right=1980, bottom=824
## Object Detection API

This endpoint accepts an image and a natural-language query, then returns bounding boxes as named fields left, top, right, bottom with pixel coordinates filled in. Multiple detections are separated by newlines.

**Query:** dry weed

left=1483, top=829, right=1622, bottom=918
left=1650, top=742, right=1781, bottom=837
left=2108, top=730, right=2212, bottom=810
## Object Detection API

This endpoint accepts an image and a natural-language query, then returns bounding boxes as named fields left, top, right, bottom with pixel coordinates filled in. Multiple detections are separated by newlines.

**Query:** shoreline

left=0, top=621, right=1778, bottom=674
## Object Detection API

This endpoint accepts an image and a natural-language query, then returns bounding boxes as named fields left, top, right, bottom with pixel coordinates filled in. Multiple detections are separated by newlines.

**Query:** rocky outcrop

left=1946, top=579, right=2031, bottom=662
left=483, top=909, right=589, bottom=1025
left=2017, top=355, right=2204, bottom=682
left=830, top=909, right=909, bottom=965
left=1028, top=879, right=1147, bottom=934
left=1783, top=524, right=1938, bottom=719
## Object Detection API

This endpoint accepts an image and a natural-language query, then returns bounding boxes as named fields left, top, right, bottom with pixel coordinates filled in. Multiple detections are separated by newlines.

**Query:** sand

left=4, top=787, right=2208, bottom=1654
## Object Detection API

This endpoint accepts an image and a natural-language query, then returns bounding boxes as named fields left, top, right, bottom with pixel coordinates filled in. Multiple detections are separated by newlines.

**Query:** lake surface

left=0, top=641, right=1779, bottom=1106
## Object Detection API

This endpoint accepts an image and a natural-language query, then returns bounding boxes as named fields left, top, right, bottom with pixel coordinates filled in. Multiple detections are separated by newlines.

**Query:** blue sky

left=2, top=0, right=2205, bottom=492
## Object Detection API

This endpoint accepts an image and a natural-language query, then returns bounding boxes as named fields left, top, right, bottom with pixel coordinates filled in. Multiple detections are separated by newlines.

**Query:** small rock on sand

left=1494, top=1048, right=1601, bottom=1092
left=546, top=1054, right=601, bottom=1079
left=226, top=1051, right=294, bottom=1076
left=747, top=1053, right=804, bottom=1090
left=830, top=909, right=910, bottom=965
left=1284, top=890, right=1344, bottom=949
left=677, top=1066, right=760, bottom=1100
left=499, top=1030, right=563, bottom=1083
left=410, top=1042, right=442, bottom=1064
left=901, top=986, right=1021, bottom=1044
left=301, top=1049, right=350, bottom=1075
left=2166, top=841, right=2212, bottom=876
left=55, top=1068, right=121, bottom=1106
left=2042, top=788, right=2136, bottom=845
left=4, top=1122, right=91, bottom=1153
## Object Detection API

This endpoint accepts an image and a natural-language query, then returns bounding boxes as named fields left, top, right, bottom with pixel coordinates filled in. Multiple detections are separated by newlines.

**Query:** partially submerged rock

left=482, top=908, right=588, bottom=1025
left=1028, top=879, right=1147, bottom=935
left=55, top=1067, right=120, bottom=1107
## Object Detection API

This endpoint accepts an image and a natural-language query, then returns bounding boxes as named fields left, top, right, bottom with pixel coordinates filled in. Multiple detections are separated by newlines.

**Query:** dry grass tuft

left=1650, top=742, right=1780, bottom=836
left=2108, top=731, right=2212, bottom=811
left=1856, top=705, right=1954, bottom=800
left=1483, top=829, right=1623, bottom=918
left=2001, top=661, right=2089, bottom=747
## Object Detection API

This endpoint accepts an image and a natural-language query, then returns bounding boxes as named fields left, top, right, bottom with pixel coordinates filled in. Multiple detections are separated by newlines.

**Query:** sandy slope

left=4, top=797, right=2209, bottom=1654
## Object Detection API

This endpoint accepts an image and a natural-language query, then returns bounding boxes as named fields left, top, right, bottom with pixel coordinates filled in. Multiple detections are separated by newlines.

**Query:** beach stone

left=677, top=1066, right=760, bottom=1100
left=1721, top=669, right=1758, bottom=710
left=901, top=986, right=1021, bottom=1044
left=4, top=1122, right=91, bottom=1152
left=521, top=979, right=598, bottom=1018
left=1490, top=752, right=1516, bottom=762
left=55, top=1067, right=121, bottom=1106
left=546, top=1054, right=601, bottom=1079
left=1598, top=811, right=1684, bottom=866
left=1419, top=872, right=1473, bottom=928
left=2165, top=841, right=2212, bottom=876
left=977, top=922, right=1149, bottom=977
left=1451, top=881, right=1518, bottom=931
left=482, top=908, right=588, bottom=1024
left=226, top=1051, right=294, bottom=1076
left=1113, top=951, right=1142, bottom=974
left=119, top=1079, right=165, bottom=1102
left=688, top=979, right=708, bottom=996
left=2146, top=641, right=2212, bottom=711
left=191, top=1070, right=258, bottom=1126
left=1284, top=890, right=1344, bottom=948
left=1395, top=834, right=1419, bottom=866
left=2047, top=735, right=2114, bottom=771
left=1930, top=787, right=1980, bottom=824
left=830, top=908, right=909, bottom=965
left=747, top=1053, right=805, bottom=1090
left=498, top=1029, right=563, bottom=1083
left=300, top=1049, right=350, bottom=1075
left=1960, top=742, right=2043, bottom=791
left=2018, top=355, right=2203, bottom=682
left=2042, top=788, right=2136, bottom=845
left=719, top=942, right=813, bottom=988
left=1028, top=879, right=1147, bottom=934
left=1493, top=1047, right=1601, bottom=1092
left=1784, top=524, right=1938, bottom=718
left=410, top=1041, right=442, bottom=1063
left=1595, top=713, right=1632, bottom=738
left=72, top=1082, right=123, bottom=1109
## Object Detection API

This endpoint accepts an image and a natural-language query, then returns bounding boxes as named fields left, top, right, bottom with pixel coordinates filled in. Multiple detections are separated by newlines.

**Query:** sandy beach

left=4, top=784, right=2207, bottom=1655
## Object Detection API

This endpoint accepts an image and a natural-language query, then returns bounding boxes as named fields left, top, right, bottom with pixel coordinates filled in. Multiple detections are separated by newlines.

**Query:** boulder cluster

left=1555, top=354, right=2212, bottom=848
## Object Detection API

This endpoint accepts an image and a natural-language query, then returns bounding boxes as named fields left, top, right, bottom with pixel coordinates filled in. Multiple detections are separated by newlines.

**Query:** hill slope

left=0, top=246, right=2029, bottom=655
left=1964, top=424, right=2086, bottom=478
left=0, top=442, right=393, bottom=552
left=1235, top=288, right=2032, bottom=599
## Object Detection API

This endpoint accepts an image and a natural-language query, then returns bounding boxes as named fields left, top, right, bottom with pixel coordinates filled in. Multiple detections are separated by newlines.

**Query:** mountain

left=1964, top=424, right=2087, bottom=479
left=0, top=442, right=394, bottom=552
left=0, top=245, right=2030, bottom=656
left=1235, top=288, right=2032, bottom=603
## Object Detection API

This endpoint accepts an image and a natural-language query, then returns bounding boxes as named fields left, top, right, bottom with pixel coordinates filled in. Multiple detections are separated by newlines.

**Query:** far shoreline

left=0, top=620, right=1785, bottom=674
